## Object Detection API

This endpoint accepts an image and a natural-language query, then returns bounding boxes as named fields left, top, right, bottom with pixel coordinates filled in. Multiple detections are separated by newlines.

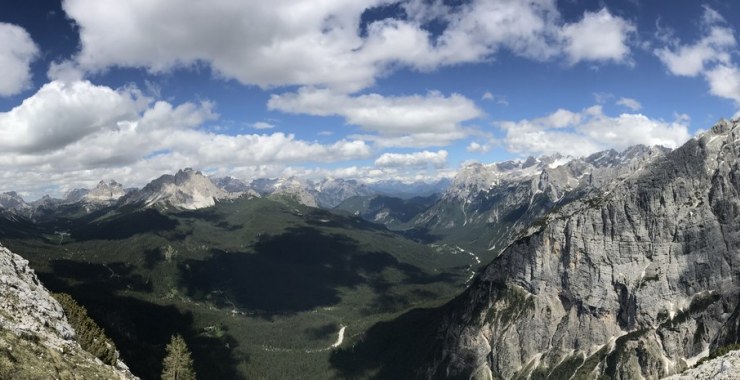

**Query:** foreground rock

left=426, top=119, right=740, bottom=379
left=0, top=243, right=137, bottom=379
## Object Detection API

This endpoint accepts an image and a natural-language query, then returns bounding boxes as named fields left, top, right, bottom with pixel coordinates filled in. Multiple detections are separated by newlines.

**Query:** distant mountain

left=122, top=168, right=236, bottom=210
left=312, top=178, right=374, bottom=208
left=210, top=176, right=251, bottom=193
left=243, top=177, right=374, bottom=208
left=250, top=177, right=319, bottom=207
left=367, top=178, right=452, bottom=198
left=0, top=191, right=30, bottom=213
left=335, top=194, right=439, bottom=228
left=64, top=180, right=128, bottom=209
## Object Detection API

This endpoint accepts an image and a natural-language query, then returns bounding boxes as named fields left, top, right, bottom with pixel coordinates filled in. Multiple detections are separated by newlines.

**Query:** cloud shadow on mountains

left=178, top=226, right=452, bottom=316
left=70, top=208, right=179, bottom=241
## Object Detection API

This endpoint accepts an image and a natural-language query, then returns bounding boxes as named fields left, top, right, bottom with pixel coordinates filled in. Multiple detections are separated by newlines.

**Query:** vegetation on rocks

left=52, top=292, right=118, bottom=366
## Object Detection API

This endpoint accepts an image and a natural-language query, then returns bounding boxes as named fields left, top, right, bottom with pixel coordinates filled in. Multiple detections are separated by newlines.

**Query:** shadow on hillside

left=49, top=260, right=152, bottom=293
left=0, top=215, right=40, bottom=239
left=178, top=226, right=454, bottom=315
left=70, top=209, right=179, bottom=241
left=304, top=209, right=391, bottom=233
left=330, top=306, right=446, bottom=379
left=402, top=227, right=442, bottom=244
left=37, top=271, right=247, bottom=380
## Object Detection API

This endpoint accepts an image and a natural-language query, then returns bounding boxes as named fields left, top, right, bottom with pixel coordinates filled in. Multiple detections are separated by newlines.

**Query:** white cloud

left=593, top=92, right=614, bottom=104
left=467, top=142, right=491, bottom=153
left=0, top=80, right=372, bottom=199
left=655, top=6, right=740, bottom=104
left=481, top=91, right=509, bottom=106
left=561, top=8, right=636, bottom=64
left=0, top=81, right=145, bottom=153
left=250, top=121, right=275, bottom=130
left=60, top=0, right=635, bottom=92
left=497, top=106, right=691, bottom=157
left=47, top=60, right=85, bottom=82
left=374, top=150, right=448, bottom=168
left=616, top=97, right=642, bottom=111
left=0, top=23, right=39, bottom=96
left=269, top=87, right=482, bottom=147
left=655, top=25, right=734, bottom=76
left=705, top=65, right=740, bottom=103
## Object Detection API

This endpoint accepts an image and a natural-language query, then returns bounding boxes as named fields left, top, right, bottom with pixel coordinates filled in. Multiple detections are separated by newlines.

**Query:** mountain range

left=2, top=118, right=740, bottom=379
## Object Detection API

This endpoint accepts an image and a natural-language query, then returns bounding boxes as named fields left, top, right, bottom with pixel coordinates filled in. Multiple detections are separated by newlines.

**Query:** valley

left=1, top=195, right=473, bottom=379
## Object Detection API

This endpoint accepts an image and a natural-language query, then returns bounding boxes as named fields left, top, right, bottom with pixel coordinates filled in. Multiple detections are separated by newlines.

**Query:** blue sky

left=0, top=0, right=739, bottom=198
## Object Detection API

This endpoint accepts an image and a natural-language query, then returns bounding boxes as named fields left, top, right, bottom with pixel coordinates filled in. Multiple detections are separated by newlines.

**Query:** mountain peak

left=122, top=168, right=231, bottom=210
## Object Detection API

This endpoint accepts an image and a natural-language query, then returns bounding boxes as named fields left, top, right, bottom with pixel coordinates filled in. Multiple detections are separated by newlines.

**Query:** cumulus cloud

left=269, top=88, right=482, bottom=147
left=0, top=80, right=372, bottom=198
left=616, top=97, right=642, bottom=111
left=560, top=9, right=636, bottom=64
left=704, top=65, right=740, bottom=103
left=60, top=0, right=635, bottom=92
left=0, top=23, right=39, bottom=96
left=655, top=23, right=734, bottom=76
left=655, top=6, right=740, bottom=103
left=497, top=106, right=691, bottom=157
left=374, top=150, right=448, bottom=168
left=0, top=81, right=145, bottom=153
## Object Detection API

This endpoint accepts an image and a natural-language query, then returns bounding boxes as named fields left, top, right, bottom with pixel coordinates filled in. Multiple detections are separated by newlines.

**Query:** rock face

left=0, top=191, right=30, bottom=213
left=0, top=243, right=137, bottom=379
left=122, top=168, right=234, bottom=210
left=664, top=349, right=740, bottom=380
left=426, top=119, right=740, bottom=379
left=413, top=145, right=669, bottom=257
left=64, top=180, right=128, bottom=210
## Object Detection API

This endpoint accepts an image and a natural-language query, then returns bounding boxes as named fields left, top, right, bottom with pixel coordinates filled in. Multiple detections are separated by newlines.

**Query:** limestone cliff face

left=413, top=145, right=669, bottom=256
left=427, top=119, right=740, bottom=379
left=0, top=243, right=137, bottom=379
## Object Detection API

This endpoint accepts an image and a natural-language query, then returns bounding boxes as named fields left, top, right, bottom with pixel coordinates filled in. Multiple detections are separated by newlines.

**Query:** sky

left=1, top=0, right=739, bottom=199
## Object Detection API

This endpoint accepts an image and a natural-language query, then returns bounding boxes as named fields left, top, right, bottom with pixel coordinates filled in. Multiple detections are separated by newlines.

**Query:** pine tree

left=161, top=334, right=196, bottom=380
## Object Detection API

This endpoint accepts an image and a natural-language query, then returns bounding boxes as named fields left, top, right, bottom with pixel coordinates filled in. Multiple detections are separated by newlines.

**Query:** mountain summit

left=122, top=168, right=233, bottom=210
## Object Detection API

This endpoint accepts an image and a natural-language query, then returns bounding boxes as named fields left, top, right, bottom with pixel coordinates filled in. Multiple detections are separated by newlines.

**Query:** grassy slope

left=1, top=197, right=472, bottom=379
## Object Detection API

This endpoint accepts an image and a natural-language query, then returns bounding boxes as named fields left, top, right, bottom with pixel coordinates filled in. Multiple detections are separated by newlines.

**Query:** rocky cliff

left=0, top=243, right=137, bottom=379
left=426, top=119, right=740, bottom=379
left=412, top=145, right=669, bottom=258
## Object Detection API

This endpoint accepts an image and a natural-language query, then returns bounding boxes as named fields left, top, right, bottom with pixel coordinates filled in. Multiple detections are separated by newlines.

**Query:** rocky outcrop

left=664, top=349, right=740, bottom=379
left=426, top=119, right=740, bottom=379
left=0, top=243, right=137, bottom=379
